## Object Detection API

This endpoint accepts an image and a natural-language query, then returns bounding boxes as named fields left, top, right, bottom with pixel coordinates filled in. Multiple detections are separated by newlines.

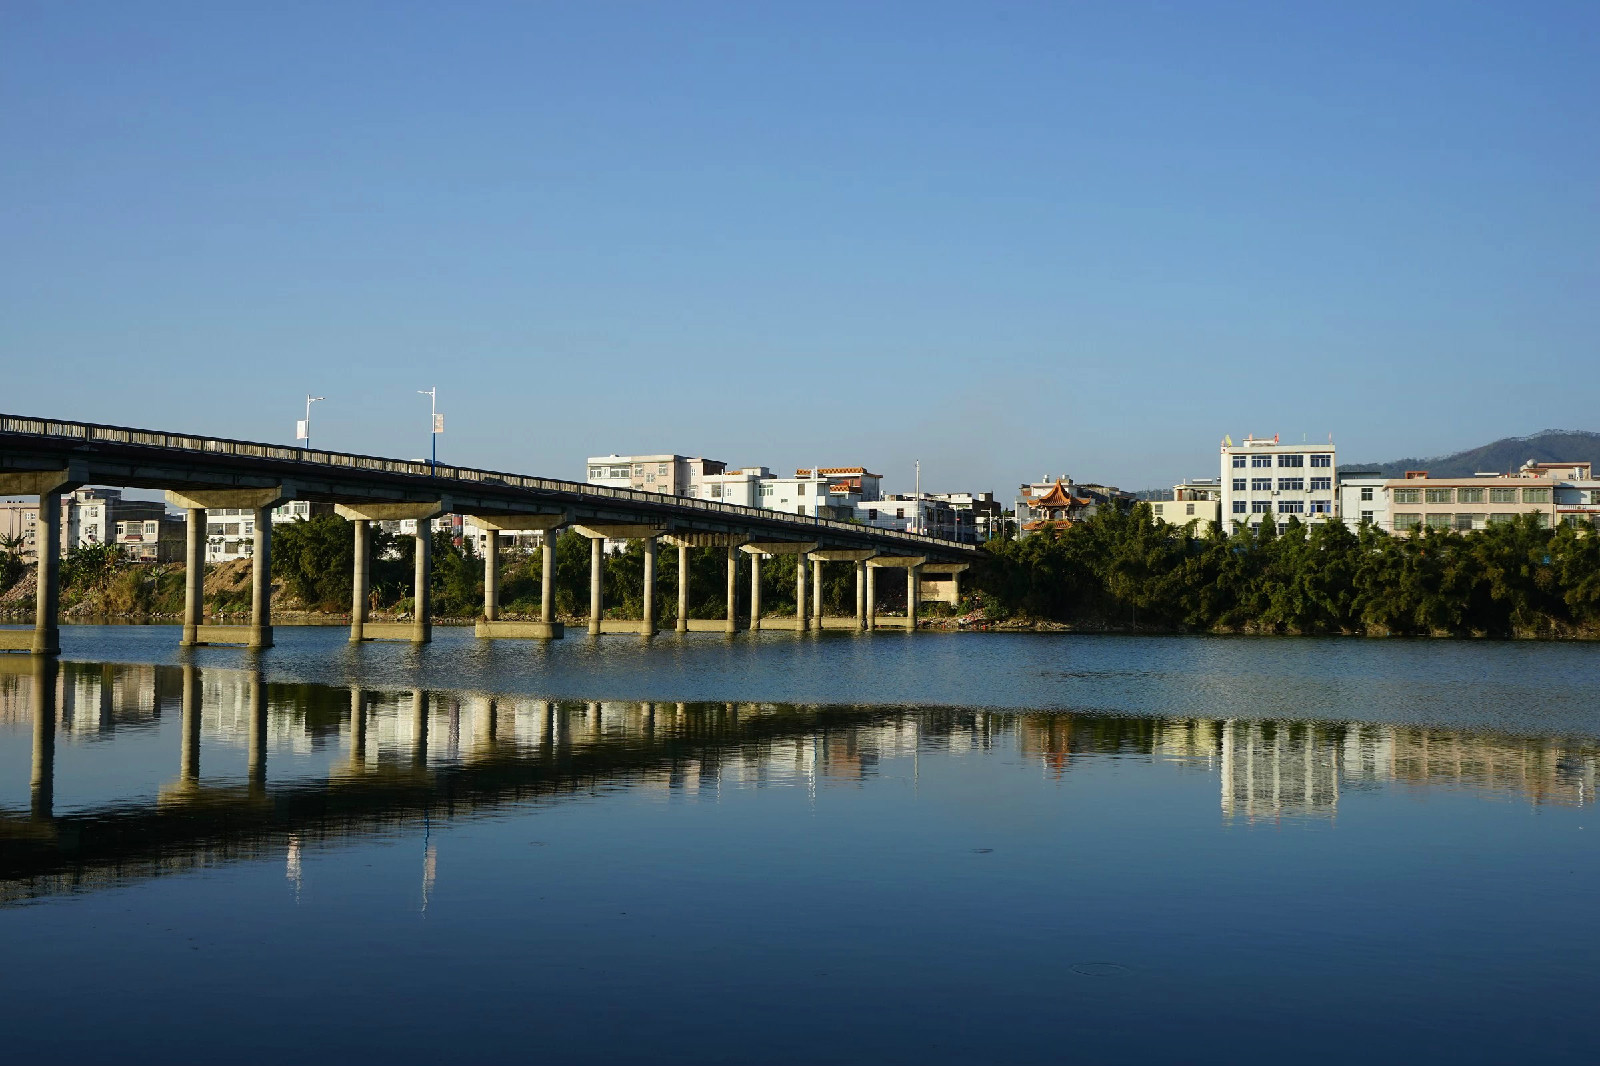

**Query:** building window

left=1564, top=514, right=1588, bottom=528
left=1360, top=486, right=1374, bottom=501
left=1185, top=503, right=1195, bottom=516
left=1153, top=504, right=1164, bottom=515
left=1490, top=487, right=1518, bottom=504
left=645, top=473, right=657, bottom=483
left=895, top=508, right=905, bottom=518
left=1522, top=487, right=1551, bottom=504
left=1251, top=478, right=1272, bottom=491
left=1393, top=488, right=1421, bottom=504
left=1424, top=488, right=1453, bottom=504
left=658, top=464, right=668, bottom=475
left=1251, top=456, right=1272, bottom=468
left=1425, top=513, right=1452, bottom=529
left=758, top=484, right=773, bottom=497
left=1310, top=500, right=1330, bottom=514
left=1458, top=514, right=1484, bottom=531
left=1278, top=501, right=1304, bottom=514
left=1230, top=456, right=1245, bottom=468
left=1251, top=501, right=1272, bottom=514
left=1278, top=454, right=1305, bottom=468
left=1232, top=501, right=1247, bottom=514
left=709, top=485, right=722, bottom=498
left=1394, top=513, right=1421, bottom=530
left=867, top=509, right=878, bottom=520
left=1488, top=513, right=1515, bottom=525
left=1310, top=477, right=1331, bottom=491
left=1310, top=454, right=1332, bottom=468
left=1278, top=478, right=1304, bottom=491
left=1360, top=510, right=1374, bottom=524
left=1457, top=487, right=1484, bottom=504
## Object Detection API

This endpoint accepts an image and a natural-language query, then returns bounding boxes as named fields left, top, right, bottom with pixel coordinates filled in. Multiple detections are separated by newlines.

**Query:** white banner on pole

left=295, top=420, right=308, bottom=440
left=433, top=413, right=445, bottom=434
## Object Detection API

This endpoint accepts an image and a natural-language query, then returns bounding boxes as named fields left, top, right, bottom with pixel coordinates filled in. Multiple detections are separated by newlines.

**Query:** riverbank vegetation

left=973, top=505, right=1600, bottom=638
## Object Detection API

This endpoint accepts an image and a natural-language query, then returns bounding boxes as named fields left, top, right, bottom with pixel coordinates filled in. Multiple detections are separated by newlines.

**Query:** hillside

left=1354, top=430, right=1600, bottom=478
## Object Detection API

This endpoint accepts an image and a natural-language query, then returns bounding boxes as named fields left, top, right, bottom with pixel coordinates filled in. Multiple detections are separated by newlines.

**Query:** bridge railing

left=0, top=414, right=975, bottom=552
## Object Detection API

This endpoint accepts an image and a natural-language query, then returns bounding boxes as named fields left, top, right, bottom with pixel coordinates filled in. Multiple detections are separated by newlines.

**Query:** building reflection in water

left=3, top=657, right=1600, bottom=903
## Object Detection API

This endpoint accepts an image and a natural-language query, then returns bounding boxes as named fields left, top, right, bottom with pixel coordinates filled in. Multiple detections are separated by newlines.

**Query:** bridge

left=0, top=413, right=977, bottom=653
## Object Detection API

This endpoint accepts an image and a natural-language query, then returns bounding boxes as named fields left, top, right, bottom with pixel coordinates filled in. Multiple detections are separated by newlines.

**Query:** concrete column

left=182, top=508, right=204, bottom=646
left=866, top=565, right=877, bottom=630
left=349, top=519, right=369, bottom=642
left=589, top=536, right=603, bottom=635
left=30, top=655, right=56, bottom=820
left=641, top=537, right=657, bottom=637
left=907, top=564, right=921, bottom=630
left=812, top=558, right=824, bottom=623
left=180, top=662, right=200, bottom=785
left=951, top=570, right=961, bottom=606
left=249, top=506, right=273, bottom=649
left=796, top=554, right=809, bottom=631
left=855, top=561, right=867, bottom=630
left=412, top=523, right=432, bottom=644
left=541, top=535, right=556, bottom=624
left=33, top=489, right=62, bottom=655
left=725, top=545, right=737, bottom=634
left=483, top=530, right=499, bottom=622
left=247, top=671, right=267, bottom=796
left=750, top=553, right=763, bottom=630
left=676, top=544, right=690, bottom=632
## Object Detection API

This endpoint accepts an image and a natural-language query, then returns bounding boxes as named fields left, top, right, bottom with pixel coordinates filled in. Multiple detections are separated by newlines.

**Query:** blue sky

left=3, top=2, right=1596, bottom=493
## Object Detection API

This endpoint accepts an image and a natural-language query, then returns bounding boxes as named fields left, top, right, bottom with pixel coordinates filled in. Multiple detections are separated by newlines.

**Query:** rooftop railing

left=0, top=414, right=974, bottom=552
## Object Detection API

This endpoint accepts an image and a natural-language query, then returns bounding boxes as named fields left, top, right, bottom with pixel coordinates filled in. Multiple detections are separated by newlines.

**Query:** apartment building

left=921, top=491, right=1004, bottom=542
left=0, top=489, right=166, bottom=559
left=1384, top=465, right=1561, bottom=533
left=855, top=494, right=975, bottom=541
left=1336, top=470, right=1389, bottom=531
left=115, top=516, right=185, bottom=563
left=757, top=467, right=883, bottom=520
left=688, top=466, right=771, bottom=507
left=1219, top=435, right=1337, bottom=532
left=585, top=454, right=726, bottom=496
left=1150, top=479, right=1221, bottom=535
left=206, top=500, right=334, bottom=563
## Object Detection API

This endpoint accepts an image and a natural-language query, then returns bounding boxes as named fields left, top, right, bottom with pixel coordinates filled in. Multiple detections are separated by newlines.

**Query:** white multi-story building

left=854, top=495, right=974, bottom=541
left=1219, top=435, right=1338, bottom=533
left=757, top=467, right=882, bottom=520
left=585, top=454, right=726, bottom=496
left=1150, top=479, right=1221, bottom=536
left=688, top=466, right=771, bottom=507
left=1337, top=471, right=1389, bottom=531
left=206, top=500, right=333, bottom=563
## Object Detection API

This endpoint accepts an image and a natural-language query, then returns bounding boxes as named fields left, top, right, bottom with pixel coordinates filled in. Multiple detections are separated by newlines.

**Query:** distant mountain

left=1354, top=430, right=1600, bottom=479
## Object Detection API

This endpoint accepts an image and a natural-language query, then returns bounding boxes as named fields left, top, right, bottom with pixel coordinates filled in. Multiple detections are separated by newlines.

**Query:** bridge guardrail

left=0, top=414, right=975, bottom=553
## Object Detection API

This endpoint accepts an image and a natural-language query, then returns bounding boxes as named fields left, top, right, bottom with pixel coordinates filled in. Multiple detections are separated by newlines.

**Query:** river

left=1, top=626, right=1596, bottom=1064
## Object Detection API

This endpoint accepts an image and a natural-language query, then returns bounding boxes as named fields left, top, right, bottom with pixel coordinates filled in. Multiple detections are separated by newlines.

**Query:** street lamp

left=297, top=394, right=325, bottom=450
left=418, top=388, right=442, bottom=475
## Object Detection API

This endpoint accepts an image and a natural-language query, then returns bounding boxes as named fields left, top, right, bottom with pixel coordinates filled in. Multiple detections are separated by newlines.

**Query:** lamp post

left=297, top=394, right=325, bottom=450
left=418, top=388, right=441, bottom=475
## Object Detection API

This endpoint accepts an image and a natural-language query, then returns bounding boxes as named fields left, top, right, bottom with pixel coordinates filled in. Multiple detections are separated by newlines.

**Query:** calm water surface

left=0, top=626, right=1597, bottom=1064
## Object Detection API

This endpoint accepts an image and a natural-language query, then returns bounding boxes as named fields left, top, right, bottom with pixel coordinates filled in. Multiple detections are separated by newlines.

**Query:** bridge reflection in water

left=4, top=658, right=1599, bottom=904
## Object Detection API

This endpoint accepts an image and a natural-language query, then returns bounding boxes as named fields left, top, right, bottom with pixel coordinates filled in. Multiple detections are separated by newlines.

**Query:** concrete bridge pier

left=0, top=469, right=82, bottom=656
left=725, top=545, right=738, bottom=634
left=796, top=553, right=809, bottom=630
left=809, top=549, right=877, bottom=630
left=349, top=519, right=370, bottom=642
left=749, top=552, right=763, bottom=630
left=588, top=536, right=603, bottom=635
left=471, top=514, right=567, bottom=640
left=183, top=508, right=205, bottom=646
left=169, top=487, right=291, bottom=649
left=676, top=543, right=690, bottom=633
left=812, top=558, right=824, bottom=626
left=641, top=535, right=657, bottom=637
left=335, top=502, right=444, bottom=643
left=576, top=524, right=668, bottom=636
left=866, top=564, right=877, bottom=628
left=865, top=555, right=927, bottom=629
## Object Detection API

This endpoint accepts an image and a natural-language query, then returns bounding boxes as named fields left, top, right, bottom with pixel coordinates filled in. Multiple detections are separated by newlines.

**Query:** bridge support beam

left=589, top=536, right=603, bottom=635
left=812, top=558, right=824, bottom=624
left=726, top=545, right=737, bottom=634
left=796, top=554, right=809, bottom=630
left=641, top=536, right=657, bottom=637
left=0, top=469, right=83, bottom=656
left=182, top=509, right=204, bottom=646
left=676, top=543, right=690, bottom=633
left=349, top=519, right=370, bottom=642
left=169, top=487, right=291, bottom=649
left=809, top=549, right=877, bottom=631
left=907, top=564, right=920, bottom=629
left=466, top=513, right=568, bottom=639
left=335, top=503, right=446, bottom=643
left=749, top=552, right=763, bottom=630
left=866, top=564, right=876, bottom=628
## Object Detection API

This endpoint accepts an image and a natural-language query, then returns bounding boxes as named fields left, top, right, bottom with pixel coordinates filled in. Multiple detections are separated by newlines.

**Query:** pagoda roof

left=1029, top=479, right=1077, bottom=507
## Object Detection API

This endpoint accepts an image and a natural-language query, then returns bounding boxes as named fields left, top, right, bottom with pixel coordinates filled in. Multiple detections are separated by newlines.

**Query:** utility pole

left=297, top=394, right=324, bottom=450
left=418, top=388, right=441, bottom=475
